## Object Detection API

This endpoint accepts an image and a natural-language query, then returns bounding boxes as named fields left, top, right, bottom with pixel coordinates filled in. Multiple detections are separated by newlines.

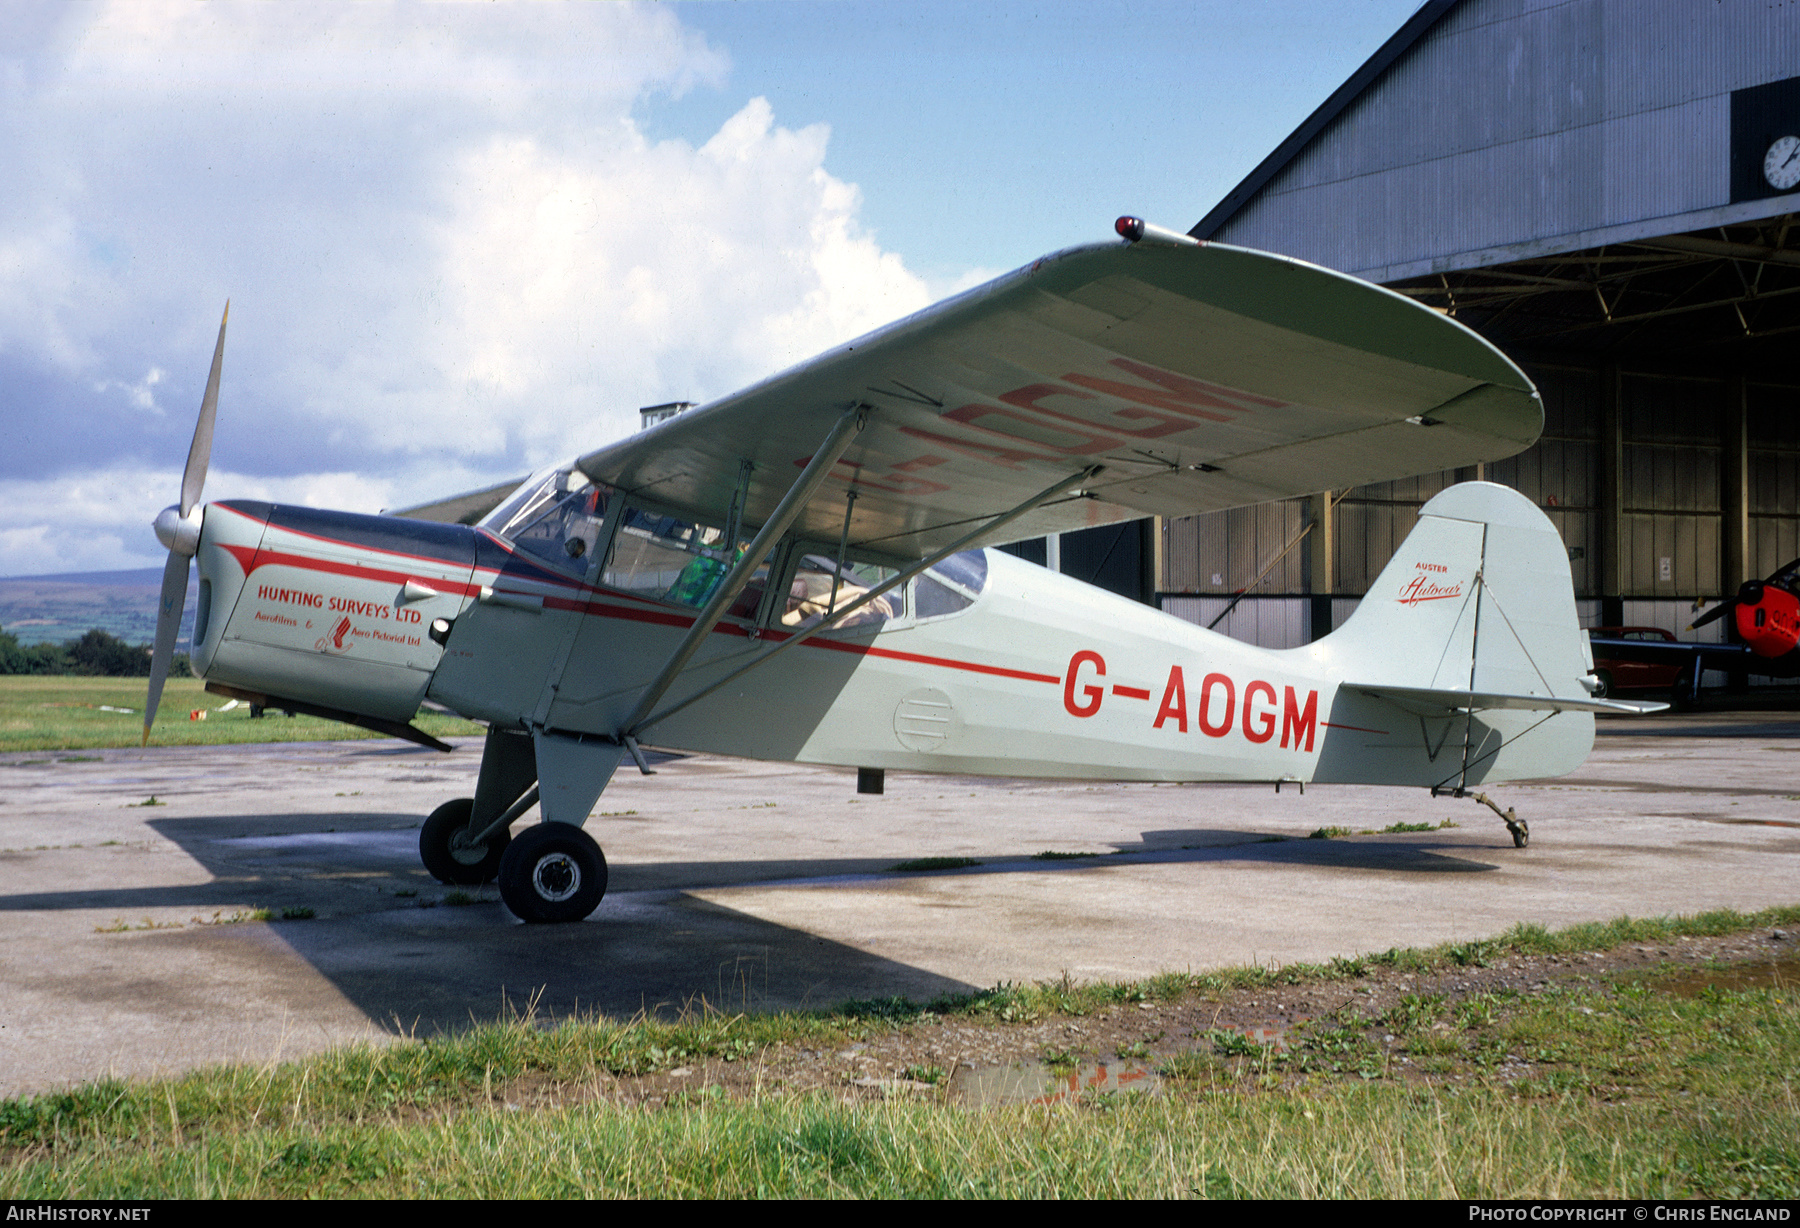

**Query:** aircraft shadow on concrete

left=2, top=809, right=1497, bottom=1035
left=1120, top=828, right=1503, bottom=874
left=9, top=809, right=980, bottom=1030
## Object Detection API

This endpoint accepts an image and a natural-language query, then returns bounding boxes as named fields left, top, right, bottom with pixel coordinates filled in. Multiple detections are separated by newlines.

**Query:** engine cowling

left=1734, top=580, right=1800, bottom=659
left=192, top=500, right=479, bottom=721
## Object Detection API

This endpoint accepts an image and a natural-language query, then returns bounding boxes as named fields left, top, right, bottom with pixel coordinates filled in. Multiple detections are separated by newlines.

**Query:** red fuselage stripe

left=224, top=544, right=487, bottom=598
left=809, top=636, right=1063, bottom=684
left=224, top=531, right=1063, bottom=687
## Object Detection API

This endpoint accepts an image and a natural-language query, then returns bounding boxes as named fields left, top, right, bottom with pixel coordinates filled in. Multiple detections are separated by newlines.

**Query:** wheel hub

left=532, top=852, right=580, bottom=902
left=448, top=828, right=487, bottom=865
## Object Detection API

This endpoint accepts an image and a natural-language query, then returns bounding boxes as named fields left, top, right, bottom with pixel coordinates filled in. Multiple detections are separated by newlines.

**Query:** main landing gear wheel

left=420, top=798, right=511, bottom=885
left=497, top=822, right=608, bottom=923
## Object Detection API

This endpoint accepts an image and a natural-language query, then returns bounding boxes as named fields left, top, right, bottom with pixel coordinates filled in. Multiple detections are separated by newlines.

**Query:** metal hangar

left=1153, top=0, right=1800, bottom=651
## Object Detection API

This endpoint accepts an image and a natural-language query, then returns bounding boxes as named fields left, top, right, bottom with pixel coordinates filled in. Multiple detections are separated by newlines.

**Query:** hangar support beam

left=1307, top=490, right=1334, bottom=643
left=1598, top=363, right=1624, bottom=627
left=1723, top=373, right=1750, bottom=594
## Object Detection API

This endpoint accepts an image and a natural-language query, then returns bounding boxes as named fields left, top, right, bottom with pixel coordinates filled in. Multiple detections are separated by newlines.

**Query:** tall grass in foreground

left=2, top=908, right=1797, bottom=1198
left=6, top=1074, right=1795, bottom=1198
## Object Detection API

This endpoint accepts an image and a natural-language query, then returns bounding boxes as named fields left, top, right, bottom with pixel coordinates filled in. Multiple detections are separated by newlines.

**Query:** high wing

left=574, top=235, right=1541, bottom=559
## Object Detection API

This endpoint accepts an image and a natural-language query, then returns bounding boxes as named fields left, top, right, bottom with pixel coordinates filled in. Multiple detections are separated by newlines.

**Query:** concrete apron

left=1, top=709, right=1795, bottom=1095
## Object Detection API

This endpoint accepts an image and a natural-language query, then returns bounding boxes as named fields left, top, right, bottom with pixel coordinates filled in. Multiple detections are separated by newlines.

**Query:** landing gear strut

left=417, top=725, right=613, bottom=922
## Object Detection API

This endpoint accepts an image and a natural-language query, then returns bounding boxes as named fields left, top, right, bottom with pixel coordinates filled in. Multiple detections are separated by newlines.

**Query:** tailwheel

left=420, top=798, right=511, bottom=885
left=1466, top=791, right=1528, bottom=849
left=498, top=822, right=608, bottom=923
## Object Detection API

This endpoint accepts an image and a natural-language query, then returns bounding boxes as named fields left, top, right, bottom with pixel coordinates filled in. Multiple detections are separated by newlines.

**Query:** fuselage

left=186, top=482, right=1593, bottom=790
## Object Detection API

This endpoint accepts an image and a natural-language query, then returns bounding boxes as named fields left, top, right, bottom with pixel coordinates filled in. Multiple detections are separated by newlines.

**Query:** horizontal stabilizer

left=1348, top=683, right=1667, bottom=717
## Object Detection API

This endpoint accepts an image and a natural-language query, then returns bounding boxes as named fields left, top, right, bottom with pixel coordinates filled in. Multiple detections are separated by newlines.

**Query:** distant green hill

left=0, top=568, right=198, bottom=647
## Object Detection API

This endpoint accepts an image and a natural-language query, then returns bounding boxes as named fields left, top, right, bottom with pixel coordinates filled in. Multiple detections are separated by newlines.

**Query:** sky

left=0, top=0, right=1422, bottom=578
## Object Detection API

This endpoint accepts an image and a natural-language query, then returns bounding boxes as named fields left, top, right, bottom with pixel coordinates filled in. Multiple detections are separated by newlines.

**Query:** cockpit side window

left=911, top=549, right=989, bottom=620
left=604, top=506, right=774, bottom=616
left=781, top=552, right=905, bottom=632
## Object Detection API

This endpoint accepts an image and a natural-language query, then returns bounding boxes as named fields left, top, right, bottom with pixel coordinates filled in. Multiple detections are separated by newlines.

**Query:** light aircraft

left=1589, top=557, right=1800, bottom=704
left=144, top=218, right=1660, bottom=924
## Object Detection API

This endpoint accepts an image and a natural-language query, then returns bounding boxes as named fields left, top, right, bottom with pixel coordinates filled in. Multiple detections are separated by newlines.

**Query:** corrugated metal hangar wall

left=1147, top=0, right=1800, bottom=652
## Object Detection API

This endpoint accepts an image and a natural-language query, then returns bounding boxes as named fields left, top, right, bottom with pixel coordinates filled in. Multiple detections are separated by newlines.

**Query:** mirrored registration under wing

left=577, top=236, right=1542, bottom=560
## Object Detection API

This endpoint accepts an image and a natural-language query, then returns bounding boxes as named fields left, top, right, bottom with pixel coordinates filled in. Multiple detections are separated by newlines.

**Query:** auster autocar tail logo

left=1397, top=563, right=1465, bottom=606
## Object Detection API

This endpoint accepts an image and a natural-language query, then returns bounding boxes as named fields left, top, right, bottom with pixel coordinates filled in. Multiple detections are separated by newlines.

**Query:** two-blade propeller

left=1689, top=559, right=1798, bottom=630
left=1689, top=557, right=1800, bottom=659
left=143, top=303, right=228, bottom=745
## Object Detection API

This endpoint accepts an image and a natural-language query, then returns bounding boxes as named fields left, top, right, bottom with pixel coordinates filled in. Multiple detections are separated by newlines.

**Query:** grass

left=1311, top=819, right=1459, bottom=839
left=17, top=1085, right=1793, bottom=1199
left=0, top=676, right=483, bottom=753
left=887, top=857, right=982, bottom=872
left=3, top=906, right=1797, bottom=1197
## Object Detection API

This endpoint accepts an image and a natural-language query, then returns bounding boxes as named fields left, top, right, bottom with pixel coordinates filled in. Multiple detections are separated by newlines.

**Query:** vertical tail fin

left=1326, top=481, right=1590, bottom=695
left=1312, top=482, right=1603, bottom=787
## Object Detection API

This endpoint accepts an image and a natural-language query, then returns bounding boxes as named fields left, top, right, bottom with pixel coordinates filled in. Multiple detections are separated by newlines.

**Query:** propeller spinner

left=1689, top=559, right=1800, bottom=659
left=144, top=303, right=228, bottom=744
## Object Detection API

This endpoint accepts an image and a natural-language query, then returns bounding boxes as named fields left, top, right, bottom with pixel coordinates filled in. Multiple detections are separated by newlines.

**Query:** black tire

left=420, top=798, right=511, bottom=885
left=497, top=823, right=607, bottom=923
left=1589, top=669, right=1612, bottom=700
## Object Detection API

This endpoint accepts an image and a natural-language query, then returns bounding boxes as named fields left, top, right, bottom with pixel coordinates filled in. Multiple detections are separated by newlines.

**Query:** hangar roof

left=1193, top=0, right=1800, bottom=286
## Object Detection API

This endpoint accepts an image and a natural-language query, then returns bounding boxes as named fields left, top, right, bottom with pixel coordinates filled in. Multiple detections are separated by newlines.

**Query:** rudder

left=1312, top=482, right=1596, bottom=787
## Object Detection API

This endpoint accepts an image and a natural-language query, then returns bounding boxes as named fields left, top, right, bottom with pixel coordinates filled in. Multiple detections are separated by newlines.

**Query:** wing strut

left=628, top=464, right=1103, bottom=738
left=614, top=404, right=870, bottom=741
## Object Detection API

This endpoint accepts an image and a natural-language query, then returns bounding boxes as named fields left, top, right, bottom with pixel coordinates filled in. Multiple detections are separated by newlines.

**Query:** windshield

left=483, top=467, right=610, bottom=575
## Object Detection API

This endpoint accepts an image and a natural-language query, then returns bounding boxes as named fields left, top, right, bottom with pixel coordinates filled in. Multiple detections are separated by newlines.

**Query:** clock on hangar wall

left=1767, top=134, right=1800, bottom=193
left=1732, top=76, right=1800, bottom=202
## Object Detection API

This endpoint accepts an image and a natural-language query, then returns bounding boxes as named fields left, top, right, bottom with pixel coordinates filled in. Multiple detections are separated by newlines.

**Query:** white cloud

left=58, top=1, right=726, bottom=110
left=933, top=265, right=1009, bottom=302
left=0, top=2, right=945, bottom=573
left=416, top=96, right=931, bottom=464
left=92, top=366, right=165, bottom=413
left=0, top=465, right=400, bottom=576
